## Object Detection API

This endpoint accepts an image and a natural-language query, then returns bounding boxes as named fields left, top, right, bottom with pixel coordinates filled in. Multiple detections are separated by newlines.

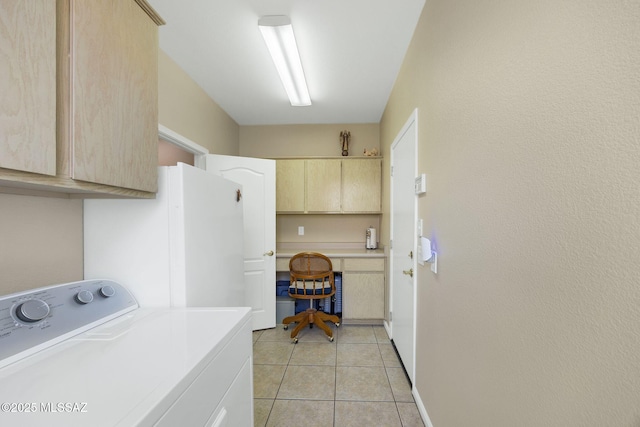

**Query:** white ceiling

left=148, top=0, right=425, bottom=126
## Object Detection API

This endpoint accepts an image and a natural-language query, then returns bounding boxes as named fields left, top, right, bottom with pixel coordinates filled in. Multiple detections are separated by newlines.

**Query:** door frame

left=389, top=108, right=418, bottom=383
left=158, top=124, right=209, bottom=168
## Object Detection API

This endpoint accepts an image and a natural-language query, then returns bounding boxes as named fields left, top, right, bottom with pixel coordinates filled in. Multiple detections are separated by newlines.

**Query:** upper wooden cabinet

left=276, top=159, right=304, bottom=212
left=0, top=1, right=57, bottom=177
left=276, top=157, right=382, bottom=214
left=306, top=159, right=341, bottom=212
left=342, top=159, right=382, bottom=213
left=65, top=0, right=160, bottom=192
left=0, top=0, right=164, bottom=197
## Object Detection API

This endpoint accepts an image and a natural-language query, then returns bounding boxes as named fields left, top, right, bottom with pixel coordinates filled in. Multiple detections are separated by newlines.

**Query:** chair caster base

left=292, top=337, right=298, bottom=344
left=329, top=336, right=334, bottom=342
left=283, top=325, right=288, bottom=330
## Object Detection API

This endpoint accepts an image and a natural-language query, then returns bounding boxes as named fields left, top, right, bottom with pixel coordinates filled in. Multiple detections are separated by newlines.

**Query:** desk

left=276, top=248, right=386, bottom=321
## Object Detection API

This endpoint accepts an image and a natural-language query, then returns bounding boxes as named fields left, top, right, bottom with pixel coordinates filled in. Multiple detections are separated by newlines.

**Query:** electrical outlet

left=298, top=226, right=304, bottom=236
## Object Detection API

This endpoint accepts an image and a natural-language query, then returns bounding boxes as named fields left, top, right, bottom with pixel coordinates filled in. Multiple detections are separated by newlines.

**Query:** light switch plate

left=298, top=226, right=304, bottom=236
left=414, top=174, right=426, bottom=195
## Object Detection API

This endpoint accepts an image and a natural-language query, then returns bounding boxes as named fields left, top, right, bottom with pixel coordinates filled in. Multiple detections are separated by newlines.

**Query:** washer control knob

left=15, top=299, right=50, bottom=323
left=75, top=290, right=94, bottom=305
left=99, top=285, right=116, bottom=298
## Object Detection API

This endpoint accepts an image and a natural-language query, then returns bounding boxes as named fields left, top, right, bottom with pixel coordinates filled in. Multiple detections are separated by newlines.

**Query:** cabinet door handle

left=402, top=268, right=413, bottom=277
left=264, top=250, right=274, bottom=256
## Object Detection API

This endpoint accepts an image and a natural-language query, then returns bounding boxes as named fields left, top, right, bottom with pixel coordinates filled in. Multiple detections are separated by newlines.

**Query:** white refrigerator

left=83, top=163, right=245, bottom=308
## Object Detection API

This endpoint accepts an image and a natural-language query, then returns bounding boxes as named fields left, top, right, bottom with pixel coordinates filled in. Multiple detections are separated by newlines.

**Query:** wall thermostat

left=414, top=174, right=427, bottom=195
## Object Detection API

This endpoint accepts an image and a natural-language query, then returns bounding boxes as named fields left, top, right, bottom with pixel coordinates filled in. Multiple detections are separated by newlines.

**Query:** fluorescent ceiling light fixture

left=259, top=15, right=311, bottom=106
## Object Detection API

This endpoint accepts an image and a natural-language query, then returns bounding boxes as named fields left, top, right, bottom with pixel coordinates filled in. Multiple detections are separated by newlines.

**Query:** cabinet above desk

left=275, top=157, right=382, bottom=214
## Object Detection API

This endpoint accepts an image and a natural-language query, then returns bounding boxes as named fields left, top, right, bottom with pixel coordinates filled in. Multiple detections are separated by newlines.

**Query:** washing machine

left=0, top=279, right=253, bottom=426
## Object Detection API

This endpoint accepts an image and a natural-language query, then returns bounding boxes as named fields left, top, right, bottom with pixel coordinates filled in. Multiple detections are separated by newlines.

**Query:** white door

left=175, top=164, right=245, bottom=308
left=390, top=110, right=418, bottom=384
left=205, top=155, right=276, bottom=331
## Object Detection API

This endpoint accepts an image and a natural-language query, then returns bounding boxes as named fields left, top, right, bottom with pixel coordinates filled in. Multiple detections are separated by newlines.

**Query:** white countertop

left=276, top=245, right=385, bottom=258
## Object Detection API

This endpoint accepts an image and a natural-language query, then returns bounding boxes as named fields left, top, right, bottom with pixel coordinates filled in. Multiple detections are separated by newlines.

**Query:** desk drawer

left=276, top=258, right=289, bottom=271
left=343, top=258, right=384, bottom=272
left=277, top=256, right=342, bottom=271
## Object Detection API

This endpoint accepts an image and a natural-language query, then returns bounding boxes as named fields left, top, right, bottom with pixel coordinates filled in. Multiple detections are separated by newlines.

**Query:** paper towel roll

left=366, top=227, right=377, bottom=249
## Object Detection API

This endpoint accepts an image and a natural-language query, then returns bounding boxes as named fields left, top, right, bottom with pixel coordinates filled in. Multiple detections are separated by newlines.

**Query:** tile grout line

left=334, top=327, right=338, bottom=427
left=255, top=325, right=420, bottom=426
left=266, top=325, right=297, bottom=426
left=333, top=339, right=338, bottom=427
left=378, top=332, right=407, bottom=426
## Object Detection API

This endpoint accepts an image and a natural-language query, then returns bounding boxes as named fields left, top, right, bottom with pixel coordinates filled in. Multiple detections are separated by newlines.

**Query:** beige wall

left=158, top=139, right=194, bottom=166
left=239, top=123, right=379, bottom=158
left=277, top=215, right=380, bottom=245
left=159, top=50, right=239, bottom=155
left=0, top=193, right=83, bottom=294
left=380, top=0, right=640, bottom=426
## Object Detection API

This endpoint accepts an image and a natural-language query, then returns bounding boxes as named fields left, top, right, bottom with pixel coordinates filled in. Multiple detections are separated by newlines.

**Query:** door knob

left=263, top=250, right=274, bottom=256
left=402, top=268, right=413, bottom=277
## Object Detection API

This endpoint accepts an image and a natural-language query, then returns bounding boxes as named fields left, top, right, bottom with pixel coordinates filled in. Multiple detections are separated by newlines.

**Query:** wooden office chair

left=283, top=252, right=340, bottom=343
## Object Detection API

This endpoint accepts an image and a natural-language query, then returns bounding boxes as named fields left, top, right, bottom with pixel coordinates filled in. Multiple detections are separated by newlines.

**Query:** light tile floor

left=253, top=324, right=425, bottom=427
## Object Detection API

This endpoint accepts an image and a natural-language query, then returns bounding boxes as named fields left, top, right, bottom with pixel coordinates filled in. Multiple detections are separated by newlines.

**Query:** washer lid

left=0, top=307, right=251, bottom=427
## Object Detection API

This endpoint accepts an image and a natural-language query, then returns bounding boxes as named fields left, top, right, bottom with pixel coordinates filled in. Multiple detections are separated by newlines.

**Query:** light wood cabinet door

left=276, top=258, right=290, bottom=272
left=275, top=157, right=381, bottom=213
left=276, top=160, right=305, bottom=212
left=0, top=0, right=56, bottom=176
left=306, top=159, right=341, bottom=212
left=343, top=257, right=384, bottom=272
left=0, top=0, right=161, bottom=197
left=67, top=0, right=159, bottom=192
left=342, top=272, right=385, bottom=319
left=342, top=159, right=381, bottom=212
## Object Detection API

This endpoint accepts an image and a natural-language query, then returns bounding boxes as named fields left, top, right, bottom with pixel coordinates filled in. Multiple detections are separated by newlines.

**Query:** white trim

left=389, top=108, right=419, bottom=384
left=158, top=125, right=209, bottom=169
left=158, top=124, right=209, bottom=155
left=383, top=319, right=392, bottom=339
left=412, top=386, right=435, bottom=427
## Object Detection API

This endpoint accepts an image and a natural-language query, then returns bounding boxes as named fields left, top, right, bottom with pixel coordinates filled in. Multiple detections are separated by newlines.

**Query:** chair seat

left=289, top=287, right=332, bottom=296
left=284, top=252, right=340, bottom=342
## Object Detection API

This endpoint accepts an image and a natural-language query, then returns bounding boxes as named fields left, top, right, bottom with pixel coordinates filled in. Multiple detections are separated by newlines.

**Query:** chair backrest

left=288, top=252, right=335, bottom=300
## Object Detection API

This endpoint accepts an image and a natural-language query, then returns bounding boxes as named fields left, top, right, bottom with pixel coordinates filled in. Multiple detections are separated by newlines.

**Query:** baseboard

left=385, top=319, right=433, bottom=426
left=412, top=386, right=434, bottom=427
left=383, top=319, right=392, bottom=339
